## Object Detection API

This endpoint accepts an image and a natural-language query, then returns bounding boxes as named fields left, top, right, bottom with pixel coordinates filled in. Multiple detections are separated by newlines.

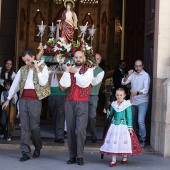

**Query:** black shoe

left=140, top=140, right=145, bottom=148
left=20, top=154, right=30, bottom=162
left=33, top=150, right=40, bottom=158
left=67, top=157, right=77, bottom=164
left=54, top=138, right=65, bottom=143
left=77, top=158, right=84, bottom=165
left=91, top=138, right=97, bottom=143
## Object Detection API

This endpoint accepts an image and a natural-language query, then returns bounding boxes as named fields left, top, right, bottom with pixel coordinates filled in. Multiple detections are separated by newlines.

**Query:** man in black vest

left=113, top=60, right=129, bottom=98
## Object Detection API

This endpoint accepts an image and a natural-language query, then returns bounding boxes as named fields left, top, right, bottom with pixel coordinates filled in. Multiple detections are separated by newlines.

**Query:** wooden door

left=124, top=0, right=145, bottom=70
left=143, top=0, right=155, bottom=143
left=124, top=0, right=155, bottom=143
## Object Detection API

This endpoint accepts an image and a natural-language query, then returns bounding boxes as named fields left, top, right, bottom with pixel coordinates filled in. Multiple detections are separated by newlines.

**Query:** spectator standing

left=0, top=79, right=18, bottom=139
left=122, top=59, right=150, bottom=147
left=113, top=60, right=129, bottom=98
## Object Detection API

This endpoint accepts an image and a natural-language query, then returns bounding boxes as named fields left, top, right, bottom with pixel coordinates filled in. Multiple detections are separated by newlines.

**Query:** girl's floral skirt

left=100, top=124, right=142, bottom=156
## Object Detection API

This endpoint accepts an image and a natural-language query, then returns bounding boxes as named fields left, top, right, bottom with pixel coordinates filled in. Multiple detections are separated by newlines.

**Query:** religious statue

left=57, top=0, right=78, bottom=44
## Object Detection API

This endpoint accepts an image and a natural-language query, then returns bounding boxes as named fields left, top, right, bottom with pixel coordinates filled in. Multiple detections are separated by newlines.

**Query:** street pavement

left=0, top=124, right=170, bottom=170
left=0, top=140, right=170, bottom=170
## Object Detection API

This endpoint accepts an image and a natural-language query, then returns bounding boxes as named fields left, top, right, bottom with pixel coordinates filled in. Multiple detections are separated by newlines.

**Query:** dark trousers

left=19, top=99, right=42, bottom=156
left=1, top=110, right=8, bottom=135
left=65, top=100, right=88, bottom=158
left=48, top=95, right=66, bottom=140
left=88, top=95, right=98, bottom=140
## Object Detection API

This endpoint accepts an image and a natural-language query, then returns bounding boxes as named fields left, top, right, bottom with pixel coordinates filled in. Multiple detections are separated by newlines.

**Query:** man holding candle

left=2, top=49, right=50, bottom=162
left=60, top=50, right=93, bottom=165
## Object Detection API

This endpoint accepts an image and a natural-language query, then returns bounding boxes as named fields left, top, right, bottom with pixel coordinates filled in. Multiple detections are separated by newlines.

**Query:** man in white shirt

left=88, top=54, right=104, bottom=143
left=122, top=60, right=150, bottom=147
left=48, top=65, right=67, bottom=143
left=60, top=51, right=93, bottom=165
left=2, top=49, right=50, bottom=162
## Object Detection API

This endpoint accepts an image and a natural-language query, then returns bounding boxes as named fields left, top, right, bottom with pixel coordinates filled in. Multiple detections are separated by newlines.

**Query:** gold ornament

left=64, top=0, right=75, bottom=8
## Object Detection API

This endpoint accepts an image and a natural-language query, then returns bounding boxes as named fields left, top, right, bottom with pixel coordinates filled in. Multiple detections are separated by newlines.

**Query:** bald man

left=122, top=60, right=150, bottom=148
left=88, top=54, right=104, bottom=143
left=60, top=51, right=93, bottom=165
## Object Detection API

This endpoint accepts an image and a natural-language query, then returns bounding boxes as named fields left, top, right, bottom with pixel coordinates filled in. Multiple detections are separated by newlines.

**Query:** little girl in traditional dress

left=100, top=88, right=142, bottom=167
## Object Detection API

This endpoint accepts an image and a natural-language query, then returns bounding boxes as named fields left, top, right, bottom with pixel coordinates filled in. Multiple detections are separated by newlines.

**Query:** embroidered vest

left=19, top=63, right=51, bottom=100
left=67, top=65, right=91, bottom=100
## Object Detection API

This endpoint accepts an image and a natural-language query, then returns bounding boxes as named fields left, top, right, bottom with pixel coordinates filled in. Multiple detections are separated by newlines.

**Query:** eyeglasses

left=135, top=65, right=143, bottom=68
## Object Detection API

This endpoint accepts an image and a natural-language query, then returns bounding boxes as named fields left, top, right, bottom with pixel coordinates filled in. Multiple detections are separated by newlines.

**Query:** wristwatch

left=137, top=91, right=139, bottom=95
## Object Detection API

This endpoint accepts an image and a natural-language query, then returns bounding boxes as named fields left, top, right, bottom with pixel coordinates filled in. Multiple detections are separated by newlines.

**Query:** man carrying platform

left=2, top=49, right=50, bottom=162
left=60, top=50, right=93, bottom=165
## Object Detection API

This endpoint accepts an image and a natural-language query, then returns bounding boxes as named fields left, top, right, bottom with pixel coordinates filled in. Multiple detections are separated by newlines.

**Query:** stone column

left=151, top=0, right=170, bottom=157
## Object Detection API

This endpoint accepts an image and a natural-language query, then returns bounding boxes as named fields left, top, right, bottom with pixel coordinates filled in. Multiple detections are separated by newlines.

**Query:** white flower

left=57, top=41, right=63, bottom=46
left=44, top=45, right=47, bottom=49
left=85, top=44, right=91, bottom=50
left=53, top=46, right=60, bottom=51
left=48, top=38, right=54, bottom=42
left=63, top=43, right=71, bottom=52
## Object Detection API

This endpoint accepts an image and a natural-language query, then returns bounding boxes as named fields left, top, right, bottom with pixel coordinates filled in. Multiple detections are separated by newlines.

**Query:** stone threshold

left=0, top=139, right=159, bottom=155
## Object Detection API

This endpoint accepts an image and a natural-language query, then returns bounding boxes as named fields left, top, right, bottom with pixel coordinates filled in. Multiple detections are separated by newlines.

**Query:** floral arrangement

left=43, top=38, right=96, bottom=65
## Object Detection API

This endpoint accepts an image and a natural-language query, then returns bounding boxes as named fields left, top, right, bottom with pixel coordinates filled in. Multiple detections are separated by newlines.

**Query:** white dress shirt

left=60, top=66, right=93, bottom=88
left=7, top=66, right=49, bottom=100
left=91, top=66, right=105, bottom=86
left=50, top=73, right=59, bottom=87
left=0, top=67, right=16, bottom=86
left=122, top=70, right=150, bottom=105
left=49, top=64, right=66, bottom=87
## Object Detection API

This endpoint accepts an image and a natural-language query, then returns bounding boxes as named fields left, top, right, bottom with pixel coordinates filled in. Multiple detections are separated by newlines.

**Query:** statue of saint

left=57, top=0, right=78, bottom=44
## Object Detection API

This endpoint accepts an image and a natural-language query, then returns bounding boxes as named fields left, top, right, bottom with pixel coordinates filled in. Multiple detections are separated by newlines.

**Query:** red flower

left=80, top=41, right=84, bottom=46
left=92, top=53, right=96, bottom=57
left=64, top=52, right=69, bottom=57
left=86, top=54, right=90, bottom=58
left=49, top=43, right=53, bottom=47
left=71, top=47, right=74, bottom=51
left=57, top=44, right=61, bottom=48
left=51, top=51, right=55, bottom=56
left=76, top=48, right=81, bottom=51
left=45, top=48, right=50, bottom=53
left=72, top=52, right=75, bottom=56
left=55, top=50, right=59, bottom=54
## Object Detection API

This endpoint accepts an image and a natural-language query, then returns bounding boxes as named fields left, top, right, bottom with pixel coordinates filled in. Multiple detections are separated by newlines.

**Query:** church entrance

left=0, top=0, right=155, bottom=144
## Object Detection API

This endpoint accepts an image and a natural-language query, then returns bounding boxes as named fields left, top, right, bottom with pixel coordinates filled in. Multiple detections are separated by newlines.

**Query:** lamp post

left=48, top=22, right=56, bottom=38
left=37, top=20, right=47, bottom=43
left=78, top=22, right=88, bottom=42
left=88, top=24, right=97, bottom=46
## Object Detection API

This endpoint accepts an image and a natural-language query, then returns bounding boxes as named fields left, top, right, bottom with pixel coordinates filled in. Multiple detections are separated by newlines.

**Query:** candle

left=41, top=21, right=43, bottom=25
left=85, top=22, right=88, bottom=26
left=92, top=24, right=94, bottom=29
left=52, top=22, right=54, bottom=27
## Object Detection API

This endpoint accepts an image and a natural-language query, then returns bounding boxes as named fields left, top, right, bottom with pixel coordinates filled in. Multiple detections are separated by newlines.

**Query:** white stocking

left=112, top=155, right=116, bottom=162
